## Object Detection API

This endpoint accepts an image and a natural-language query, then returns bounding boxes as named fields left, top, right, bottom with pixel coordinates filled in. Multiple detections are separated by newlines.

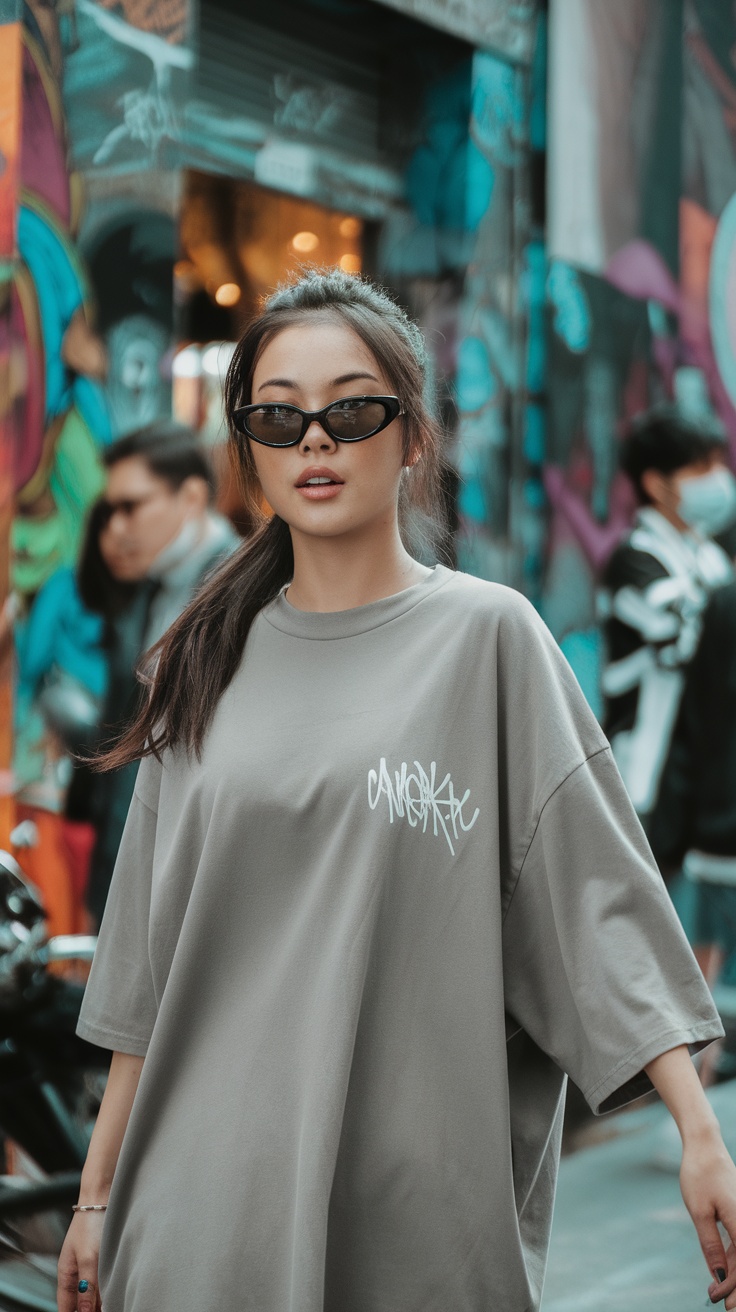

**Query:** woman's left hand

left=645, top=1046, right=736, bottom=1306
left=680, top=1128, right=736, bottom=1306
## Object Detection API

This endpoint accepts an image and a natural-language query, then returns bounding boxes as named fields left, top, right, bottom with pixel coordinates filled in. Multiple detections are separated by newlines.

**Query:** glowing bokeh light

left=214, top=282, right=241, bottom=307
left=339, top=217, right=362, bottom=239
left=174, top=260, right=197, bottom=280
left=172, top=346, right=202, bottom=378
left=202, top=341, right=236, bottom=377
left=291, top=231, right=320, bottom=253
left=339, top=253, right=361, bottom=274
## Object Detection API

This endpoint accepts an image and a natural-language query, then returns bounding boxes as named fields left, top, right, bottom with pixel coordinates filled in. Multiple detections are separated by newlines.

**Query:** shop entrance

left=172, top=171, right=369, bottom=527
left=176, top=170, right=367, bottom=337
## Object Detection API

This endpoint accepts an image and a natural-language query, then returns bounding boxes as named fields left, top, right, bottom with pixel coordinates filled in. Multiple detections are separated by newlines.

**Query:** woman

left=61, top=498, right=140, bottom=929
left=59, top=270, right=736, bottom=1312
left=13, top=500, right=135, bottom=935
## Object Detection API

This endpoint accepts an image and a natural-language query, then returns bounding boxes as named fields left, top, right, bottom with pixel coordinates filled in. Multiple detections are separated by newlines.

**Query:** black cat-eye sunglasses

left=232, top=395, right=404, bottom=448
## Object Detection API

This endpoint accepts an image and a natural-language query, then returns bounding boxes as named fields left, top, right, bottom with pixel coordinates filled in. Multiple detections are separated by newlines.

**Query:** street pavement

left=544, top=1081, right=736, bottom=1311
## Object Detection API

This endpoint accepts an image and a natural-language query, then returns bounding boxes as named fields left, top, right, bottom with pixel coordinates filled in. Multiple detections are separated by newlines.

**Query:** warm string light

left=291, top=231, right=320, bottom=253
left=214, top=283, right=241, bottom=307
left=339, top=253, right=361, bottom=274
left=181, top=209, right=364, bottom=310
left=339, top=217, right=362, bottom=239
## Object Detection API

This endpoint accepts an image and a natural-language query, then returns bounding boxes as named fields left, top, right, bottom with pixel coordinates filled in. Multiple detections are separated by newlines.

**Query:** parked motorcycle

left=0, top=850, right=104, bottom=1310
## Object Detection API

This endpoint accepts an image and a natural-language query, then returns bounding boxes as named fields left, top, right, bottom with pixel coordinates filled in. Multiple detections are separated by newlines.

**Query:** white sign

left=254, top=140, right=316, bottom=197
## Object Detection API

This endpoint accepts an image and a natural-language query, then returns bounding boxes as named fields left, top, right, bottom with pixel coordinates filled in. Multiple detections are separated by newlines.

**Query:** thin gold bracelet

left=72, top=1204, right=108, bottom=1212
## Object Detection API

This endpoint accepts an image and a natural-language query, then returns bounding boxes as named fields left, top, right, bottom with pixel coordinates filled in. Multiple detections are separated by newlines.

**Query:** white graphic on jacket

left=367, top=757, right=480, bottom=855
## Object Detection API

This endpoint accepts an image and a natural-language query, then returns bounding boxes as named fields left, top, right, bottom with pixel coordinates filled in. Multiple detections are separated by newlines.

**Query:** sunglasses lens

left=327, top=399, right=389, bottom=439
left=246, top=407, right=302, bottom=445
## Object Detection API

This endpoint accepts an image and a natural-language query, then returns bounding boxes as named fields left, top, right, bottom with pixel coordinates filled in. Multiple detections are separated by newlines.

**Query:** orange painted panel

left=0, top=22, right=22, bottom=261
left=0, top=19, right=22, bottom=843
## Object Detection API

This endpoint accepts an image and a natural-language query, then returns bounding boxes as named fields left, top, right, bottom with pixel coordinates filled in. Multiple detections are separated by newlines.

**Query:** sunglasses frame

left=232, top=395, right=404, bottom=447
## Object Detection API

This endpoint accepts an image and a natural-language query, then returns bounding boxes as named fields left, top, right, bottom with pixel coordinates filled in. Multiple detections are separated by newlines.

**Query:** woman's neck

left=285, top=522, right=431, bottom=613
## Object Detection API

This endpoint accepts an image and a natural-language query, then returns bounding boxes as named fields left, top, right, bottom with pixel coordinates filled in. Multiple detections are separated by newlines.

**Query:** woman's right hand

left=57, top=1213, right=104, bottom=1312
left=56, top=1052, right=145, bottom=1312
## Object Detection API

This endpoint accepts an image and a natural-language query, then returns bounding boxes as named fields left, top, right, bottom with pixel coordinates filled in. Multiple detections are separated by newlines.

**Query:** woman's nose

left=299, top=420, right=337, bottom=454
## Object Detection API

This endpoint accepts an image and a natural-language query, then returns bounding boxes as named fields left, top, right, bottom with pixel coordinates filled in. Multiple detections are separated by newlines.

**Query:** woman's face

left=247, top=319, right=408, bottom=544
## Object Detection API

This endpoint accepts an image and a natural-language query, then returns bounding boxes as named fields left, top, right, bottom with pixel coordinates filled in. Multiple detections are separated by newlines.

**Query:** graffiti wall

left=544, top=0, right=736, bottom=712
left=452, top=13, right=547, bottom=597
left=11, top=0, right=192, bottom=607
left=6, top=0, right=191, bottom=929
left=0, top=3, right=22, bottom=845
left=63, top=0, right=192, bottom=437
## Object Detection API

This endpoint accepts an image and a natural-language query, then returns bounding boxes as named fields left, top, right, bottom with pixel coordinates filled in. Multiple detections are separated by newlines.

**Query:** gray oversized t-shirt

left=77, top=566, right=722, bottom=1311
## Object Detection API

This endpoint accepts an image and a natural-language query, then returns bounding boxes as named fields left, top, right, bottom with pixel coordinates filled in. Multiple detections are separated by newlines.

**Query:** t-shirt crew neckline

left=262, top=564, right=453, bottom=640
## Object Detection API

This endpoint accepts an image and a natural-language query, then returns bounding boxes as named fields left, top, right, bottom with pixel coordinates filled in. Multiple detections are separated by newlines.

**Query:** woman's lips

left=296, top=482, right=344, bottom=500
left=295, top=467, right=345, bottom=500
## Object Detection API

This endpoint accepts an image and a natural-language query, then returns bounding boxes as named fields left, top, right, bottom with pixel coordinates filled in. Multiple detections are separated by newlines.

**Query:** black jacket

left=649, top=580, right=736, bottom=867
left=599, top=508, right=732, bottom=818
left=601, top=542, right=669, bottom=740
left=86, top=528, right=238, bottom=925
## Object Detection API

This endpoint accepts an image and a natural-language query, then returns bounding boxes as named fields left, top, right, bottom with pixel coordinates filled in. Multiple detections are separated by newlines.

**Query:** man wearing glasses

left=86, top=421, right=239, bottom=925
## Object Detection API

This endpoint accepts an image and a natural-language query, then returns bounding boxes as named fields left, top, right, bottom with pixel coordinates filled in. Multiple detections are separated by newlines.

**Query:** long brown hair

left=99, top=268, right=448, bottom=768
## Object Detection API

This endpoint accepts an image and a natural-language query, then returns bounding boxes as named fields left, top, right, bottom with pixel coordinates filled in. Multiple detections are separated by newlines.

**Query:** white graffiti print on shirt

left=367, top=757, right=480, bottom=855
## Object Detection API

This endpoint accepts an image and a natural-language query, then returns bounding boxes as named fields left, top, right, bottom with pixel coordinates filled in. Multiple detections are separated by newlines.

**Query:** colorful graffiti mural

left=10, top=0, right=192, bottom=598
left=544, top=0, right=736, bottom=709
left=5, top=0, right=191, bottom=927
left=63, top=0, right=189, bottom=444
left=453, top=13, right=547, bottom=598
left=12, top=3, right=116, bottom=604
left=0, top=5, right=23, bottom=845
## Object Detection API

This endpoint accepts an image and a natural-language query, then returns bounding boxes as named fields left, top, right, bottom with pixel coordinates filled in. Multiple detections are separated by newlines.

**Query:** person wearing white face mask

left=678, top=465, right=736, bottom=539
left=600, top=406, right=736, bottom=827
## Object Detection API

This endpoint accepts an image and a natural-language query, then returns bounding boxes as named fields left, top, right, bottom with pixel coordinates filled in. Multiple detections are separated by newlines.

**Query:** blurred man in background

left=86, top=421, right=239, bottom=926
left=600, top=408, right=735, bottom=827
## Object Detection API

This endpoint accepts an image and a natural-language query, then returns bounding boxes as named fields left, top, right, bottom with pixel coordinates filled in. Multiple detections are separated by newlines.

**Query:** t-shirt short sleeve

left=76, top=755, right=162, bottom=1056
left=502, top=747, right=723, bottom=1113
